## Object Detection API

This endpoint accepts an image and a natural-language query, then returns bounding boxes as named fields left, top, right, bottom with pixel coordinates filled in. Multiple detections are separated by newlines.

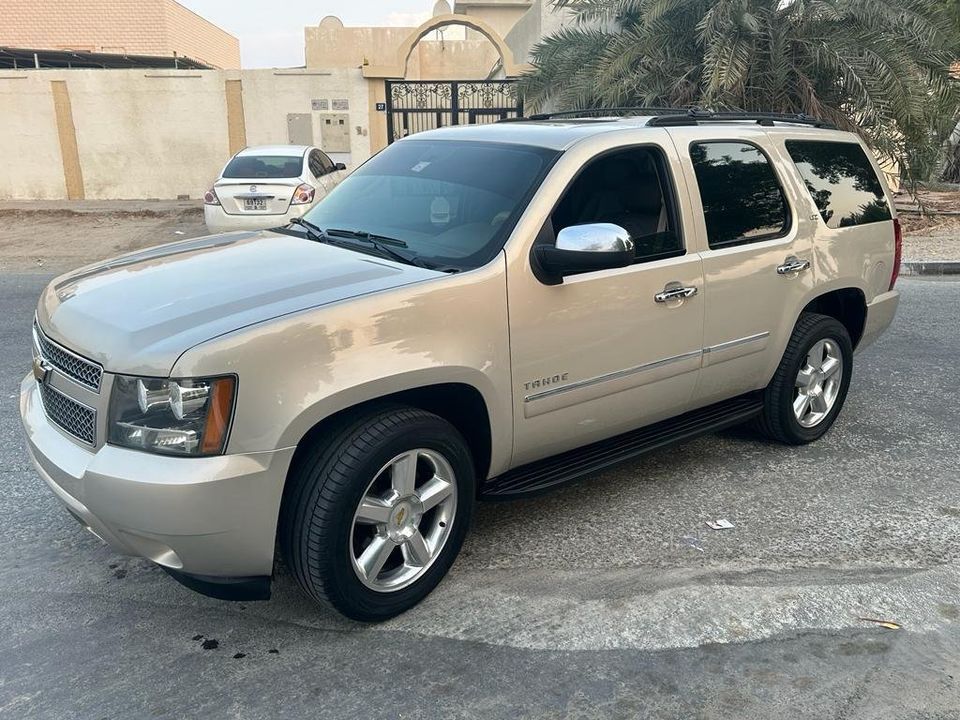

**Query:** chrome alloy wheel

left=793, top=338, right=844, bottom=428
left=349, top=449, right=457, bottom=592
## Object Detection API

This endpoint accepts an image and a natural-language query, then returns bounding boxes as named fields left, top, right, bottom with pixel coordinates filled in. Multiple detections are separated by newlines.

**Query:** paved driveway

left=1, top=274, right=958, bottom=719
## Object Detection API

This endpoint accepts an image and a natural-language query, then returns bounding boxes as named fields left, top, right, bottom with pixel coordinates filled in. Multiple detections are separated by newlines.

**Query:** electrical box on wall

left=318, top=113, right=351, bottom=153
left=287, top=113, right=313, bottom=146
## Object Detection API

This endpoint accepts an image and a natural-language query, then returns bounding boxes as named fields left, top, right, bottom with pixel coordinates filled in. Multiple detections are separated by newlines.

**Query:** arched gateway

left=362, top=13, right=527, bottom=144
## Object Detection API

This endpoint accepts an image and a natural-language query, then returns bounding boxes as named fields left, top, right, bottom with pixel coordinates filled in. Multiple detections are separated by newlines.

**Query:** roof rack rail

left=646, top=110, right=834, bottom=129
left=499, top=107, right=689, bottom=122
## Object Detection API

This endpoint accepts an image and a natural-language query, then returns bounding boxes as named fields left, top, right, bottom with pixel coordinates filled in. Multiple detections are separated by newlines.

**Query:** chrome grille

left=33, top=322, right=103, bottom=391
left=37, top=381, right=97, bottom=445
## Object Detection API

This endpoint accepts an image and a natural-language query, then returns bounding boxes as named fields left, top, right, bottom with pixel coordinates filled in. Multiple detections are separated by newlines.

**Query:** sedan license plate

left=243, top=198, right=267, bottom=211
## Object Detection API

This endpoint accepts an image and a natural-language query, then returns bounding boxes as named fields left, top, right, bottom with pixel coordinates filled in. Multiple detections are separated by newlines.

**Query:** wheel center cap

left=387, top=496, right=423, bottom=542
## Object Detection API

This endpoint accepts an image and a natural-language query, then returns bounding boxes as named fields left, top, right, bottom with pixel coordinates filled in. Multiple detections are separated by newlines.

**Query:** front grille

left=33, top=322, right=103, bottom=391
left=37, top=381, right=97, bottom=445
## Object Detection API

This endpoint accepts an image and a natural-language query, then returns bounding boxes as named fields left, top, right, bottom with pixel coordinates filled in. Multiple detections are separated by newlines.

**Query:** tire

left=279, top=406, right=475, bottom=621
left=755, top=312, right=853, bottom=445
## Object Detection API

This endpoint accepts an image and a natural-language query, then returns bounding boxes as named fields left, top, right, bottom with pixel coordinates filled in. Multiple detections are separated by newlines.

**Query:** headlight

left=108, top=375, right=236, bottom=456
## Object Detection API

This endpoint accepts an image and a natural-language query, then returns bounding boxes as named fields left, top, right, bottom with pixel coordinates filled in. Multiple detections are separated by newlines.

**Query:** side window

left=551, top=147, right=684, bottom=263
left=690, top=142, right=790, bottom=248
left=317, top=150, right=335, bottom=174
left=785, top=140, right=891, bottom=228
left=307, top=150, right=325, bottom=178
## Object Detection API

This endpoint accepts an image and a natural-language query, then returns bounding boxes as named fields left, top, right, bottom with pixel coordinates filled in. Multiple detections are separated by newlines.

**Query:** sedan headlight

left=108, top=375, right=236, bottom=456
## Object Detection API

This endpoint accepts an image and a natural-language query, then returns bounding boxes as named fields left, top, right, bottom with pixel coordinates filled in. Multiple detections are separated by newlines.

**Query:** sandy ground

left=0, top=201, right=207, bottom=273
left=0, top=198, right=958, bottom=273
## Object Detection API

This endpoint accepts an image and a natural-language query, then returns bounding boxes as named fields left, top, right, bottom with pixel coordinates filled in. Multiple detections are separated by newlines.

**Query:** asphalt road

left=1, top=274, right=958, bottom=719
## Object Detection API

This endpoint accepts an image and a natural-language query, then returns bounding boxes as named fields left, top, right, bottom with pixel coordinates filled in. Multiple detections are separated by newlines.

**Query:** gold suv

left=20, top=110, right=901, bottom=620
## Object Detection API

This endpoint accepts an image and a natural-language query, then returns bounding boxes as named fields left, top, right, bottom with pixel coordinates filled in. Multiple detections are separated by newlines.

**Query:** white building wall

left=66, top=70, right=231, bottom=199
left=0, top=75, right=66, bottom=199
left=0, top=69, right=372, bottom=200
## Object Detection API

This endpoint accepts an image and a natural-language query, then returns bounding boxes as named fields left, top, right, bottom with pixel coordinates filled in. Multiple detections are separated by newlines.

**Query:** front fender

left=171, top=257, right=512, bottom=473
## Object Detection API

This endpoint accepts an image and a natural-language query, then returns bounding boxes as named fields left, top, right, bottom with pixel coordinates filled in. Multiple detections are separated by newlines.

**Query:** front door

left=506, top=137, right=705, bottom=467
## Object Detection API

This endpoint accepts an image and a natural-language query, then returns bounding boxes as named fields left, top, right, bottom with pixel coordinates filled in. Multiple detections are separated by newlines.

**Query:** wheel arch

left=799, top=286, right=868, bottom=348
left=284, top=380, right=497, bottom=485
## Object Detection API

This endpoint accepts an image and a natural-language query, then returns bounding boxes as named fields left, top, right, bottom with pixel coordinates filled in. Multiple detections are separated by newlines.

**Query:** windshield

left=303, top=139, right=559, bottom=270
left=222, top=155, right=304, bottom=179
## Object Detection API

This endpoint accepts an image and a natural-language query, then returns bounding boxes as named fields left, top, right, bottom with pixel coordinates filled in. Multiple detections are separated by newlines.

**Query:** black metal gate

left=385, top=80, right=522, bottom=144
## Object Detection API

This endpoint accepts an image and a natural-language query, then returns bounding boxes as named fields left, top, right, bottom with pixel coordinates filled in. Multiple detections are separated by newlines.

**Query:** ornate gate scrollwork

left=385, top=80, right=522, bottom=143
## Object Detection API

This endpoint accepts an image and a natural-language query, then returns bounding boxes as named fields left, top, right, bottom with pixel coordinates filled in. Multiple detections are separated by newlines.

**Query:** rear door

left=667, top=127, right=817, bottom=407
left=215, top=153, right=307, bottom=216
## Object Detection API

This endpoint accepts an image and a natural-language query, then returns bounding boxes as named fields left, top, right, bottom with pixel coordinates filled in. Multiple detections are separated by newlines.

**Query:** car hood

left=37, top=230, right=441, bottom=376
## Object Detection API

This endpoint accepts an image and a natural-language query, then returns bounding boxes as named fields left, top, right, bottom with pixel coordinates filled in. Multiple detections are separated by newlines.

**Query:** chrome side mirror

left=532, top=223, right=634, bottom=285
left=556, top=223, right=634, bottom=254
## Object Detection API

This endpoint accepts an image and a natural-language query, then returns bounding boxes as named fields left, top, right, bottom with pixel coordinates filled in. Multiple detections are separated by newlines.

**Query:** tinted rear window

left=785, top=141, right=891, bottom=228
left=690, top=141, right=790, bottom=248
left=223, top=155, right=303, bottom=179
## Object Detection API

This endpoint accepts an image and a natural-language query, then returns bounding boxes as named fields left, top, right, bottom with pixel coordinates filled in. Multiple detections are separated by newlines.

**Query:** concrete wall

left=455, top=0, right=534, bottom=43
left=0, top=75, right=65, bottom=199
left=0, top=69, right=371, bottom=200
left=239, top=69, right=371, bottom=162
left=67, top=70, right=231, bottom=199
left=305, top=17, right=499, bottom=80
left=0, top=3, right=565, bottom=200
left=0, top=0, right=240, bottom=69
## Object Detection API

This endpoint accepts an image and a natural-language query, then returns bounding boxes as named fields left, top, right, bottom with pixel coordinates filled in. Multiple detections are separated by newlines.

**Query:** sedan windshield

left=303, top=139, right=559, bottom=271
left=222, top=155, right=304, bottom=179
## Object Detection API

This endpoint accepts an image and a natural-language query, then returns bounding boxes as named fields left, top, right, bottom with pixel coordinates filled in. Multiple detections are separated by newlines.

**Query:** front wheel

left=755, top=313, right=853, bottom=445
left=280, top=407, right=475, bottom=621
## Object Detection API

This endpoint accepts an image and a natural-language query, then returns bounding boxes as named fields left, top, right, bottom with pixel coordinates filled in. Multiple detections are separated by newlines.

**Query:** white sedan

left=203, top=145, right=347, bottom=233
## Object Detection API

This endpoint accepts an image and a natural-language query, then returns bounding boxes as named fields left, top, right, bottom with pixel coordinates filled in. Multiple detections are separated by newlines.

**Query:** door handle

left=654, top=285, right=698, bottom=303
left=776, top=257, right=811, bottom=275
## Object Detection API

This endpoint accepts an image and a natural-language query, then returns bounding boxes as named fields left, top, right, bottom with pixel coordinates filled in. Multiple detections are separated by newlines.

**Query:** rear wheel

left=280, top=407, right=475, bottom=621
left=755, top=313, right=853, bottom=445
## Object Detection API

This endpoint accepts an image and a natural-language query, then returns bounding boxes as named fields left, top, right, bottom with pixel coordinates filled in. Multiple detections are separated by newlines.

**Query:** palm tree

left=520, top=0, right=960, bottom=180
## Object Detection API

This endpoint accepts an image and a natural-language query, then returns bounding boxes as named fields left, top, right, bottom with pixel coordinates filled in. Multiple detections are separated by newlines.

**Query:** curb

left=901, top=260, right=960, bottom=276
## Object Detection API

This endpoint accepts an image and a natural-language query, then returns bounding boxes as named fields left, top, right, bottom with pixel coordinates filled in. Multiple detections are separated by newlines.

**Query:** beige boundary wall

left=0, top=68, right=372, bottom=200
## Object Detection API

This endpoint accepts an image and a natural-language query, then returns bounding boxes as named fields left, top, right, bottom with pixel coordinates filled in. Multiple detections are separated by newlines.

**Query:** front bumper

left=20, top=374, right=294, bottom=586
left=857, top=289, right=900, bottom=353
left=203, top=204, right=308, bottom=234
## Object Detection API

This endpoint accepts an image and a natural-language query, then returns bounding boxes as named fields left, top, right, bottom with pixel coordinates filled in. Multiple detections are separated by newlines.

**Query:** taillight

left=203, top=188, right=220, bottom=206
left=291, top=183, right=315, bottom=205
left=890, top=217, right=902, bottom=290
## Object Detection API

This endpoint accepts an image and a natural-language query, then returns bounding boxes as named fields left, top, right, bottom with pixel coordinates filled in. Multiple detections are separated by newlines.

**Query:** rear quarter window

left=785, top=140, right=891, bottom=228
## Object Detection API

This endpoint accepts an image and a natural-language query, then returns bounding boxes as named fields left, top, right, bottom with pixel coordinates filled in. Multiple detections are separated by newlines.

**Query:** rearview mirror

left=531, top=223, right=634, bottom=285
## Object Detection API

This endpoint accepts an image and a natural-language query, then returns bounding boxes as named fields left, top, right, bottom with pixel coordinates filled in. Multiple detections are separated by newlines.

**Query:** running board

left=481, top=393, right=763, bottom=500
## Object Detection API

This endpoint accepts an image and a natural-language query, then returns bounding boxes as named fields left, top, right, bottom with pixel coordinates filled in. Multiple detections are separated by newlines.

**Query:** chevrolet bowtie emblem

left=32, top=355, right=53, bottom=384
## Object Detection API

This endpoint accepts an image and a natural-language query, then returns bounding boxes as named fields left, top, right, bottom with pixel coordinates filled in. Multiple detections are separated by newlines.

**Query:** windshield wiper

left=289, top=221, right=453, bottom=272
left=326, top=228, right=408, bottom=247
left=287, top=217, right=327, bottom=243
left=325, top=228, right=434, bottom=270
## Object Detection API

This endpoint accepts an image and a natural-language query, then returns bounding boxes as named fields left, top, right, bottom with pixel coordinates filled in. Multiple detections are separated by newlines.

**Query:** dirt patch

left=894, top=189, right=960, bottom=215
left=899, top=214, right=960, bottom=235
left=0, top=203, right=207, bottom=273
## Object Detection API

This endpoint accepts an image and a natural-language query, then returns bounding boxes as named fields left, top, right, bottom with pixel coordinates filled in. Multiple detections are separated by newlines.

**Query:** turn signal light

left=291, top=183, right=316, bottom=205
